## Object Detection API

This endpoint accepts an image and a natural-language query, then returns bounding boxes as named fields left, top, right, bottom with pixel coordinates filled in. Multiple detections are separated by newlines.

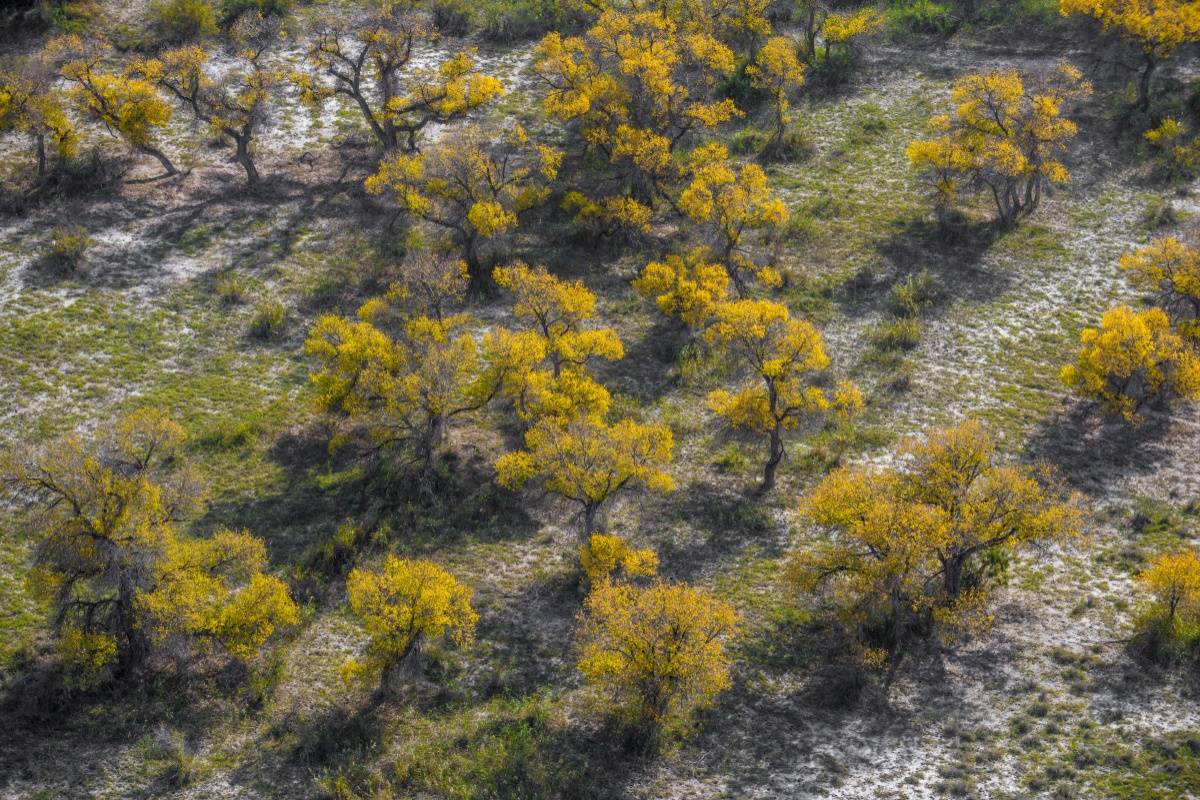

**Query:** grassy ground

left=2, top=5, right=1200, bottom=799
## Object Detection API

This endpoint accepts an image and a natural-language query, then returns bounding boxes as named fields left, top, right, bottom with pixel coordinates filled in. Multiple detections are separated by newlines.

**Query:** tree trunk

left=1138, top=54, right=1157, bottom=112
left=35, top=134, right=46, bottom=178
left=759, top=424, right=785, bottom=494
left=582, top=502, right=600, bottom=539
left=234, top=135, right=259, bottom=184
left=140, top=144, right=177, bottom=176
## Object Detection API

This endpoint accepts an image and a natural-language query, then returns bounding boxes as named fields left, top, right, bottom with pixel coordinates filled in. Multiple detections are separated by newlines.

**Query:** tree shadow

left=1023, top=402, right=1177, bottom=495
left=841, top=213, right=1008, bottom=320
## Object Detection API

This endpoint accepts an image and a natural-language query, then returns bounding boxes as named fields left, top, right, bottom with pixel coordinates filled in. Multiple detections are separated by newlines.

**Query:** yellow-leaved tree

left=579, top=532, right=659, bottom=585
left=907, top=64, right=1091, bottom=227
left=134, top=15, right=283, bottom=184
left=705, top=299, right=862, bottom=493
left=746, top=36, right=805, bottom=157
left=1120, top=237, right=1200, bottom=339
left=632, top=248, right=731, bottom=328
left=535, top=8, right=740, bottom=229
left=576, top=578, right=738, bottom=748
left=47, top=35, right=179, bottom=176
left=0, top=409, right=297, bottom=688
left=1136, top=548, right=1200, bottom=647
left=1060, top=305, right=1200, bottom=422
left=678, top=142, right=789, bottom=292
left=495, top=413, right=676, bottom=536
left=305, top=258, right=512, bottom=477
left=480, top=263, right=624, bottom=423
left=295, top=2, right=503, bottom=151
left=365, top=125, right=561, bottom=278
left=821, top=7, right=886, bottom=64
left=791, top=419, right=1080, bottom=676
left=343, top=556, right=477, bottom=695
left=1060, top=0, right=1200, bottom=110
left=0, top=62, right=77, bottom=181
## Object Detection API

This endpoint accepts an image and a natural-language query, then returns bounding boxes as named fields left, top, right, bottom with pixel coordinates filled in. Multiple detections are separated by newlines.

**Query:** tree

left=495, top=413, right=676, bottom=536
left=535, top=9, right=740, bottom=227
left=795, top=0, right=830, bottom=62
left=1137, top=549, right=1200, bottom=649
left=792, top=420, right=1080, bottom=673
left=705, top=299, right=862, bottom=493
left=1060, top=305, right=1200, bottom=422
left=305, top=304, right=495, bottom=475
left=135, top=16, right=283, bottom=184
left=576, top=579, right=738, bottom=747
left=820, top=7, right=885, bottom=64
left=579, top=532, right=659, bottom=585
left=492, top=263, right=624, bottom=378
left=632, top=248, right=731, bottom=328
left=295, top=3, right=502, bottom=151
left=678, top=142, right=788, bottom=292
left=343, top=556, right=477, bottom=694
left=0, top=62, right=77, bottom=180
left=365, top=125, right=561, bottom=277
left=1060, top=0, right=1200, bottom=110
left=746, top=36, right=805, bottom=158
left=47, top=35, right=179, bottom=176
left=480, top=263, right=623, bottom=423
left=907, top=64, right=1091, bottom=227
left=1120, top=237, right=1200, bottom=338
left=1, top=409, right=297, bottom=687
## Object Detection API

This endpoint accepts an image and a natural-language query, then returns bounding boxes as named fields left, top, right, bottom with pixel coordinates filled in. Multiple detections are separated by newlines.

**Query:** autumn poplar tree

left=366, top=126, right=561, bottom=278
left=343, top=556, right=477, bottom=694
left=135, top=15, right=283, bottom=184
left=295, top=2, right=503, bottom=152
left=47, top=35, right=179, bottom=176
left=792, top=420, right=1079, bottom=672
left=746, top=36, right=805, bottom=158
left=907, top=64, right=1090, bottom=227
left=1120, top=237, right=1200, bottom=338
left=1060, top=305, right=1200, bottom=422
left=0, top=63, right=76, bottom=181
left=576, top=579, right=738, bottom=748
left=495, top=413, right=676, bottom=536
left=1060, top=0, right=1200, bottom=110
left=632, top=248, right=731, bottom=328
left=705, top=299, right=862, bottom=493
left=0, top=409, right=297, bottom=687
left=535, top=8, right=740, bottom=228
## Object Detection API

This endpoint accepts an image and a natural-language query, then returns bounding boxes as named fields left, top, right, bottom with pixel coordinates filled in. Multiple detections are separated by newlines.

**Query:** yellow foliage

left=1120, top=237, right=1200, bottom=333
left=1060, top=305, right=1200, bottom=422
left=822, top=8, right=885, bottom=44
left=0, top=67, right=77, bottom=176
left=579, top=533, right=660, bottom=584
left=1138, top=548, right=1200, bottom=632
left=747, top=36, right=805, bottom=139
left=1061, top=0, right=1200, bottom=60
left=1, top=410, right=296, bottom=682
left=495, top=413, right=675, bottom=535
left=576, top=579, right=737, bottom=736
left=345, top=556, right=478, bottom=688
left=633, top=249, right=731, bottom=327
left=792, top=419, right=1079, bottom=665
left=907, top=64, right=1090, bottom=225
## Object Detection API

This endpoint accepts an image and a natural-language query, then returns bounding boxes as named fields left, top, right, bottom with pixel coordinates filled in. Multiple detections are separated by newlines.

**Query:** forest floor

left=2, top=5, right=1200, bottom=799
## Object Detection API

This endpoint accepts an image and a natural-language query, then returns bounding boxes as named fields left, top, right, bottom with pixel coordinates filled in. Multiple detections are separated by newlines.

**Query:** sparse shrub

left=891, top=269, right=936, bottom=317
left=729, top=125, right=767, bottom=156
left=1135, top=548, right=1200, bottom=659
left=250, top=299, right=287, bottom=339
left=148, top=0, right=218, bottom=43
left=45, top=223, right=91, bottom=271
left=215, top=272, right=252, bottom=304
left=869, top=317, right=921, bottom=351
left=219, top=0, right=291, bottom=22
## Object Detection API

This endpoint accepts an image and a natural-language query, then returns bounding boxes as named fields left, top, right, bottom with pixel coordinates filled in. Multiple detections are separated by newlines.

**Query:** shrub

left=148, top=0, right=218, bottom=43
left=219, top=0, right=291, bottom=23
left=1135, top=548, right=1200, bottom=659
left=887, top=0, right=956, bottom=35
left=45, top=224, right=91, bottom=271
left=869, top=317, right=921, bottom=351
left=215, top=272, right=252, bottom=304
left=250, top=299, right=287, bottom=339
left=890, top=269, right=936, bottom=318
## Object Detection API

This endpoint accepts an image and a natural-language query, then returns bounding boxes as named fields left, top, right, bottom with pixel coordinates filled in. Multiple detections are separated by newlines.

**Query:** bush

left=887, top=0, right=956, bottom=35
left=148, top=0, right=218, bottom=43
left=45, top=224, right=91, bottom=271
left=219, top=0, right=291, bottom=23
left=890, top=270, right=936, bottom=318
left=729, top=126, right=767, bottom=155
left=869, top=317, right=921, bottom=351
left=250, top=299, right=287, bottom=339
left=215, top=272, right=253, bottom=304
